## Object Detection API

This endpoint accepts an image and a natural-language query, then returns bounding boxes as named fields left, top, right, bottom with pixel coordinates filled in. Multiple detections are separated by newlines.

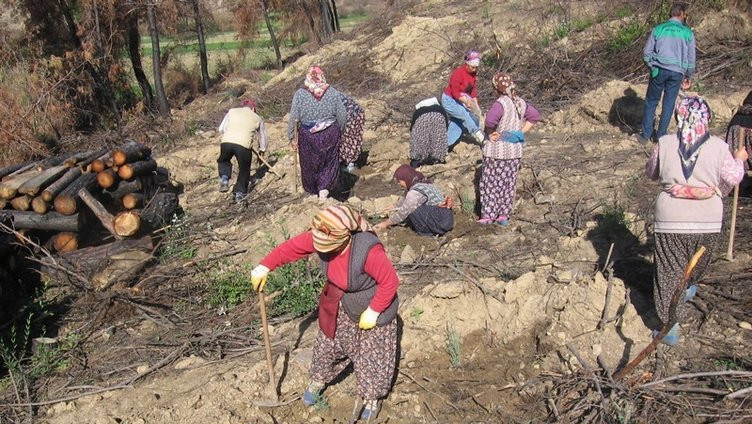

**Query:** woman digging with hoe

left=251, top=204, right=399, bottom=421
left=645, top=96, right=747, bottom=345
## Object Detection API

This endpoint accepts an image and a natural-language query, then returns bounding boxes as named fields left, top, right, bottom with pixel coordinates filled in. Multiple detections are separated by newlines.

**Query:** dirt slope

left=37, top=1, right=752, bottom=423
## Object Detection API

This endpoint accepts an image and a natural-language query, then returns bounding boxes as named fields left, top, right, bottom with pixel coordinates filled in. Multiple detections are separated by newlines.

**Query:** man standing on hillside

left=217, top=98, right=267, bottom=203
left=638, top=3, right=696, bottom=144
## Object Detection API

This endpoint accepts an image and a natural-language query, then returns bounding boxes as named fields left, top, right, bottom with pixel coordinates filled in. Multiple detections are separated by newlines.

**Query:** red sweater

left=259, top=231, right=399, bottom=312
left=444, top=65, right=477, bottom=100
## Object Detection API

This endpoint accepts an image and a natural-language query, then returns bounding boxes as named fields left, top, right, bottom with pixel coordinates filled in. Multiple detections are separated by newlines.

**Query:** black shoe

left=409, top=159, right=422, bottom=168
left=234, top=192, right=246, bottom=203
left=634, top=134, right=649, bottom=145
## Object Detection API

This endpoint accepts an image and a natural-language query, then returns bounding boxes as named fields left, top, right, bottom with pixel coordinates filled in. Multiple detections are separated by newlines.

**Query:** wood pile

left=0, top=141, right=181, bottom=289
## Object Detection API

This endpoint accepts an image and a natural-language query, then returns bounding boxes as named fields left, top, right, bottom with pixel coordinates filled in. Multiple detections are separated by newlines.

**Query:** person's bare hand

left=681, top=78, right=691, bottom=91
left=374, top=221, right=390, bottom=230
left=290, top=140, right=298, bottom=151
left=489, top=131, right=500, bottom=142
left=734, top=146, right=749, bottom=162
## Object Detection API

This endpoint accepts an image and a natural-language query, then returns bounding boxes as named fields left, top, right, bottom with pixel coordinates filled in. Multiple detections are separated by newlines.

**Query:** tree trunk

left=113, top=141, right=151, bottom=166
left=330, top=0, right=340, bottom=32
left=191, top=0, right=211, bottom=93
left=127, top=13, right=155, bottom=110
left=11, top=195, right=32, bottom=211
left=147, top=3, right=170, bottom=117
left=319, top=0, right=333, bottom=40
left=261, top=0, right=283, bottom=69
left=0, top=211, right=81, bottom=232
left=42, top=168, right=82, bottom=202
left=299, top=0, right=322, bottom=44
left=54, top=173, right=97, bottom=216
left=118, top=159, right=157, bottom=181
left=43, top=236, right=153, bottom=281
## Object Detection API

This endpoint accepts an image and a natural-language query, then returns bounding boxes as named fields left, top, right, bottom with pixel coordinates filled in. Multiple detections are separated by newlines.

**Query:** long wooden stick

left=258, top=291, right=278, bottom=402
left=248, top=147, right=282, bottom=179
left=726, top=183, right=739, bottom=261
left=613, top=246, right=706, bottom=380
left=293, top=120, right=300, bottom=194
left=77, top=187, right=121, bottom=240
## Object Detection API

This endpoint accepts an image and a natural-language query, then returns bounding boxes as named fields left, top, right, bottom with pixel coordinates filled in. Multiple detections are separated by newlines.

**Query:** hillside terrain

left=3, top=1, right=751, bottom=423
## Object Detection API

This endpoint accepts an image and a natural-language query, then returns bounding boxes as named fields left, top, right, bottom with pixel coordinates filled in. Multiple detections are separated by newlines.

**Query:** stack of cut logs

left=0, top=141, right=178, bottom=254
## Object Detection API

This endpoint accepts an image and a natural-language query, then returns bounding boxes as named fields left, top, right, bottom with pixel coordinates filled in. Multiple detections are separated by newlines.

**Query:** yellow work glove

left=358, top=307, right=380, bottom=330
left=251, top=264, right=270, bottom=292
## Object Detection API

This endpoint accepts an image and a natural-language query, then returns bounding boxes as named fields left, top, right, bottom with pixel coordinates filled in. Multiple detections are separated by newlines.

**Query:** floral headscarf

left=311, top=204, right=372, bottom=253
left=465, top=50, right=481, bottom=67
left=675, top=96, right=712, bottom=180
left=492, top=73, right=515, bottom=97
left=304, top=65, right=330, bottom=100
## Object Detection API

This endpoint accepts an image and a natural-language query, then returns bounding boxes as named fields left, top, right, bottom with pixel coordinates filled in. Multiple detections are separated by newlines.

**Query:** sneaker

left=495, top=216, right=509, bottom=226
left=219, top=176, right=229, bottom=192
left=302, top=381, right=324, bottom=407
left=234, top=192, right=246, bottom=203
left=652, top=323, right=680, bottom=346
left=318, top=189, right=329, bottom=199
left=473, top=130, right=485, bottom=143
left=360, top=399, right=380, bottom=421
left=345, top=162, right=357, bottom=173
left=477, top=217, right=494, bottom=225
left=684, top=285, right=697, bottom=302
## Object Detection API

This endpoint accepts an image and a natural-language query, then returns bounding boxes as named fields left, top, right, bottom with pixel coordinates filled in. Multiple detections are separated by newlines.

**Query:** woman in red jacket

left=441, top=50, right=484, bottom=148
left=251, top=205, right=399, bottom=421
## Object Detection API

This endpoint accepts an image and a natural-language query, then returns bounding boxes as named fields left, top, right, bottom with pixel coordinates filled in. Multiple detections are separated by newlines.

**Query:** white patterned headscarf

left=675, top=96, right=712, bottom=180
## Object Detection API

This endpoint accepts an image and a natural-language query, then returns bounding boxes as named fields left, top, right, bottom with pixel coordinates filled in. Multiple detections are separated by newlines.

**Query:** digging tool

left=249, top=147, right=282, bottom=180
left=613, top=246, right=706, bottom=380
left=292, top=120, right=301, bottom=194
left=254, top=290, right=283, bottom=407
left=726, top=183, right=739, bottom=261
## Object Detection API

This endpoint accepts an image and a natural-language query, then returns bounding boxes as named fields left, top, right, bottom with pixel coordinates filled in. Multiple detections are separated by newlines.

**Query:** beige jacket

left=218, top=107, right=267, bottom=151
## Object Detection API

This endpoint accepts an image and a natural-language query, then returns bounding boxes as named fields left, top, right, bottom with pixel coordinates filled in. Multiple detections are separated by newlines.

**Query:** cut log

left=38, top=152, right=78, bottom=169
left=113, top=210, right=140, bottom=237
left=77, top=187, right=120, bottom=238
left=90, top=152, right=110, bottom=173
left=0, top=169, right=43, bottom=199
left=96, top=169, right=119, bottom=189
left=141, top=192, right=179, bottom=231
left=74, top=148, right=110, bottom=170
left=42, top=168, right=82, bottom=202
left=53, top=173, right=97, bottom=216
left=53, top=232, right=78, bottom=253
left=118, top=159, right=157, bottom=180
left=18, top=165, right=70, bottom=196
left=43, top=236, right=153, bottom=282
left=0, top=198, right=6, bottom=209
left=105, top=178, right=143, bottom=199
left=122, top=193, right=143, bottom=210
left=0, top=211, right=81, bottom=231
left=2, top=162, right=38, bottom=181
left=31, top=196, right=49, bottom=214
left=112, top=141, right=151, bottom=166
left=0, top=162, right=34, bottom=180
left=10, top=195, right=32, bottom=211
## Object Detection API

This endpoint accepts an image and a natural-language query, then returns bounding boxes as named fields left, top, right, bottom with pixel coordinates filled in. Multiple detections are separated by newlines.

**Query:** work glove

left=358, top=307, right=380, bottom=330
left=251, top=264, right=270, bottom=292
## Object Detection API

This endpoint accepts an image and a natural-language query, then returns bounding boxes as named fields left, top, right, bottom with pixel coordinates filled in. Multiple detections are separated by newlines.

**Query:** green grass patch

left=206, top=265, right=252, bottom=309
left=264, top=258, right=324, bottom=317
left=158, top=215, right=197, bottom=262
left=608, top=20, right=647, bottom=52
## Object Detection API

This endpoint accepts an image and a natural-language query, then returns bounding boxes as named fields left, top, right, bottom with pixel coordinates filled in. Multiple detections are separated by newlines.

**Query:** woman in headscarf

left=409, top=97, right=449, bottom=168
left=251, top=204, right=399, bottom=421
left=478, top=73, right=540, bottom=225
left=339, top=92, right=365, bottom=173
left=725, top=90, right=752, bottom=171
left=441, top=50, right=484, bottom=148
left=645, top=96, right=747, bottom=345
left=288, top=66, right=348, bottom=199
left=375, top=165, right=454, bottom=236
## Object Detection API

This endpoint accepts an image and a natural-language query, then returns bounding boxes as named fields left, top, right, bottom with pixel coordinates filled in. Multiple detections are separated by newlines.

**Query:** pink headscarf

left=304, top=65, right=330, bottom=100
left=241, top=98, right=256, bottom=110
left=465, top=50, right=481, bottom=67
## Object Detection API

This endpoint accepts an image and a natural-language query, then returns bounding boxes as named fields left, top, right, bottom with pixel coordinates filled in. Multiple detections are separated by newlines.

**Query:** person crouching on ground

left=478, top=73, right=539, bottom=225
left=288, top=65, right=348, bottom=200
left=217, top=98, right=267, bottom=203
left=409, top=97, right=449, bottom=168
left=251, top=205, right=399, bottom=420
left=441, top=50, right=484, bottom=148
left=375, top=165, right=454, bottom=236
left=645, top=96, right=747, bottom=345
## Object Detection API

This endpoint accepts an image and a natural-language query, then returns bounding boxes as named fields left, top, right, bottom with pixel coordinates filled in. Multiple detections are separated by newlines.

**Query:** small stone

left=592, top=344, right=602, bottom=356
left=400, top=245, right=417, bottom=264
left=534, top=193, right=555, bottom=205
left=309, top=417, right=324, bottom=423
left=136, top=364, right=150, bottom=374
left=414, top=404, right=422, bottom=413
left=739, top=321, right=752, bottom=330
left=540, top=139, right=548, bottom=144
left=174, top=355, right=207, bottom=370
left=407, top=361, right=415, bottom=368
